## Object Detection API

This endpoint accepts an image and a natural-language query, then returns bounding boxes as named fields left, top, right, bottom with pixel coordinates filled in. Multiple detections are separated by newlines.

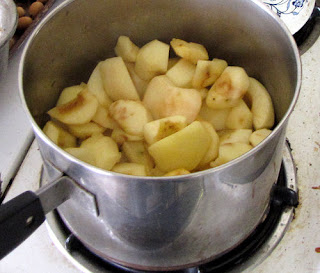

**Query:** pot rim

left=18, top=0, right=302, bottom=181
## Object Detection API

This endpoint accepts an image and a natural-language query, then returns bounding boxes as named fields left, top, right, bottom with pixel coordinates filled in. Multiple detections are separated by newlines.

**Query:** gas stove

left=1, top=1, right=320, bottom=272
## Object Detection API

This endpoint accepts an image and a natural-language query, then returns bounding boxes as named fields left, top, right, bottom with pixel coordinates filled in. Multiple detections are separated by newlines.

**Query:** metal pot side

left=19, top=0, right=301, bottom=270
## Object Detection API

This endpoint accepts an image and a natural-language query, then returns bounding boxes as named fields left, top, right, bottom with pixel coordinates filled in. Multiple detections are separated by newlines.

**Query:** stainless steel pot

left=0, top=0, right=301, bottom=270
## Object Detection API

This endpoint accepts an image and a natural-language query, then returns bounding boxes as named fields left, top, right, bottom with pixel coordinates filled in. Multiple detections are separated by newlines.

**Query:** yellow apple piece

left=226, top=100, right=253, bottom=129
left=67, top=122, right=105, bottom=139
left=65, top=147, right=96, bottom=166
left=112, top=163, right=147, bottom=176
left=91, top=105, right=117, bottom=129
left=168, top=57, right=180, bottom=70
left=143, top=75, right=202, bottom=123
left=48, top=89, right=98, bottom=125
left=192, top=59, right=228, bottom=89
left=244, top=77, right=275, bottom=130
left=122, top=141, right=154, bottom=171
left=249, top=128, right=272, bottom=147
left=109, top=100, right=152, bottom=137
left=114, top=36, right=140, bottom=62
left=79, top=134, right=121, bottom=170
left=125, top=62, right=149, bottom=99
left=143, top=115, right=187, bottom=145
left=166, top=58, right=196, bottom=88
left=134, top=39, right=170, bottom=81
left=197, top=121, right=219, bottom=168
left=111, top=126, right=144, bottom=145
left=206, top=66, right=249, bottom=109
left=163, top=168, right=190, bottom=176
left=43, top=121, right=76, bottom=148
left=210, top=142, right=253, bottom=168
left=87, top=62, right=113, bottom=108
left=198, top=103, right=231, bottom=131
left=148, top=121, right=211, bottom=172
left=100, top=56, right=140, bottom=101
left=218, top=129, right=253, bottom=145
left=56, top=83, right=86, bottom=106
left=170, top=38, right=209, bottom=64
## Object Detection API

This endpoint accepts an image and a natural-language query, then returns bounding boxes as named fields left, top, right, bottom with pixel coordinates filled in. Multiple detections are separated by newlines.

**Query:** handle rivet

left=26, top=216, right=34, bottom=226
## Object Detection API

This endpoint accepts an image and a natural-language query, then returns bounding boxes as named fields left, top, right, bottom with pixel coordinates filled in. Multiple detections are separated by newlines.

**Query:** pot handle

left=0, top=191, right=45, bottom=259
left=0, top=176, right=74, bottom=259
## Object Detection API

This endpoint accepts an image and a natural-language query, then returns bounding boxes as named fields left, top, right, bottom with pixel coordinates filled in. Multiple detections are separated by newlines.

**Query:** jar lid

left=0, top=0, right=17, bottom=48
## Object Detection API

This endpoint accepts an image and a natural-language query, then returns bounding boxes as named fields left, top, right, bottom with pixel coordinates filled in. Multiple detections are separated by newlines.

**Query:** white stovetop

left=1, top=10, right=320, bottom=273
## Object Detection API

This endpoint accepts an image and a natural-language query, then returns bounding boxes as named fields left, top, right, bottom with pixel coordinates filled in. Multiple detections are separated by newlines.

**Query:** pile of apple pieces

left=43, top=36, right=275, bottom=177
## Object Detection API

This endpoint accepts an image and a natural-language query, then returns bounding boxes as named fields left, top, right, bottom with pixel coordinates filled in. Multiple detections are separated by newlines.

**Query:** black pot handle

left=0, top=191, right=45, bottom=259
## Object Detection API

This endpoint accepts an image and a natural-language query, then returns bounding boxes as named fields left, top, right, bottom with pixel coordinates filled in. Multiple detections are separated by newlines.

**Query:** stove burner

left=43, top=142, right=298, bottom=273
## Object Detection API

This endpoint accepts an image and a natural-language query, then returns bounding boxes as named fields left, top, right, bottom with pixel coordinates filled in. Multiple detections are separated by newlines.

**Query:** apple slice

left=192, top=59, right=228, bottom=89
left=170, top=38, right=209, bottom=64
left=244, top=77, right=275, bottom=130
left=109, top=100, right=153, bottom=137
left=112, top=163, right=147, bottom=176
left=114, top=36, right=140, bottom=62
left=143, top=75, right=202, bottom=123
left=87, top=62, right=113, bottom=108
left=143, top=115, right=187, bottom=145
left=135, top=39, right=170, bottom=81
left=249, top=129, right=272, bottom=147
left=100, top=56, right=140, bottom=101
left=226, top=100, right=253, bottom=129
left=163, top=168, right=190, bottom=176
left=92, top=105, right=117, bottom=129
left=43, top=121, right=76, bottom=148
left=198, top=103, right=231, bottom=131
left=218, top=129, right=253, bottom=145
left=125, top=62, right=149, bottom=99
left=56, top=83, right=86, bottom=106
left=166, top=58, right=196, bottom=88
left=67, top=122, right=105, bottom=139
left=111, top=126, right=144, bottom=145
left=48, top=89, right=98, bottom=125
left=148, top=121, right=211, bottom=172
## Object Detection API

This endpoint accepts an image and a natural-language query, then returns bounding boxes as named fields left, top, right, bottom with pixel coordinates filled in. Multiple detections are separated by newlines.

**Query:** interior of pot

left=21, top=0, right=300, bottom=131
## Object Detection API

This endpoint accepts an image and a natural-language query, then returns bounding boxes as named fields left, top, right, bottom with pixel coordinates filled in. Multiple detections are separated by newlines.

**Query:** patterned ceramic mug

left=262, top=0, right=317, bottom=34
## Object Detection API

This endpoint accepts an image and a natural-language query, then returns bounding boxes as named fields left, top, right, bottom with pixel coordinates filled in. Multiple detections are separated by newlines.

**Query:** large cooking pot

left=0, top=0, right=301, bottom=270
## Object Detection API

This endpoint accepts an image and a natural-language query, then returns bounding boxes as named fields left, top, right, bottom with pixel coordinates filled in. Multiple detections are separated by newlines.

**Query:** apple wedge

left=87, top=62, right=113, bottom=108
left=143, top=75, right=202, bottom=123
left=125, top=62, right=149, bottom=99
left=100, top=56, right=140, bottom=101
left=109, top=100, right=153, bottom=137
left=166, top=58, right=196, bottom=88
left=218, top=129, right=253, bottom=145
left=135, top=39, right=170, bottom=81
left=148, top=121, right=211, bottom=172
left=48, top=89, right=98, bottom=125
left=244, top=77, right=275, bottom=130
left=192, top=59, right=228, bottom=89
left=111, top=126, right=144, bottom=145
left=143, top=115, right=187, bottom=145
left=67, top=122, right=105, bottom=139
left=170, top=38, right=209, bottom=64
left=198, top=103, right=231, bottom=131
left=92, top=105, right=117, bottom=129
left=226, top=100, right=253, bottom=129
left=112, top=163, right=147, bottom=176
left=43, top=121, right=77, bottom=148
left=249, top=128, right=272, bottom=147
left=56, top=83, right=86, bottom=106
left=114, top=36, right=140, bottom=62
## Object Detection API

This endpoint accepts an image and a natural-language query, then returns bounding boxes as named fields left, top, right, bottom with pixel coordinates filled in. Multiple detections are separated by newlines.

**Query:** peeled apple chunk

left=143, top=115, right=188, bottom=145
left=100, top=57, right=140, bottom=101
left=249, top=128, right=272, bottom=147
left=109, top=100, right=152, bottom=137
left=87, top=62, right=113, bottom=108
left=48, top=89, right=98, bottom=125
left=148, top=121, right=211, bottom=172
left=210, top=143, right=253, bottom=168
left=43, top=121, right=76, bottom=148
left=244, top=77, right=275, bottom=130
left=226, top=100, right=253, bottom=129
left=67, top=122, right=105, bottom=139
left=170, top=38, right=209, bottom=64
left=192, top=59, right=228, bottom=89
left=78, top=134, right=121, bottom=170
left=206, top=66, right=250, bottom=109
left=218, top=129, right=253, bottom=145
left=56, top=83, right=86, bottom=106
left=166, top=58, right=196, bottom=88
left=114, top=36, right=140, bottom=62
left=164, top=168, right=190, bottom=176
left=112, top=163, right=147, bottom=176
left=135, top=39, right=170, bottom=81
left=198, top=104, right=231, bottom=131
left=143, top=75, right=202, bottom=123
